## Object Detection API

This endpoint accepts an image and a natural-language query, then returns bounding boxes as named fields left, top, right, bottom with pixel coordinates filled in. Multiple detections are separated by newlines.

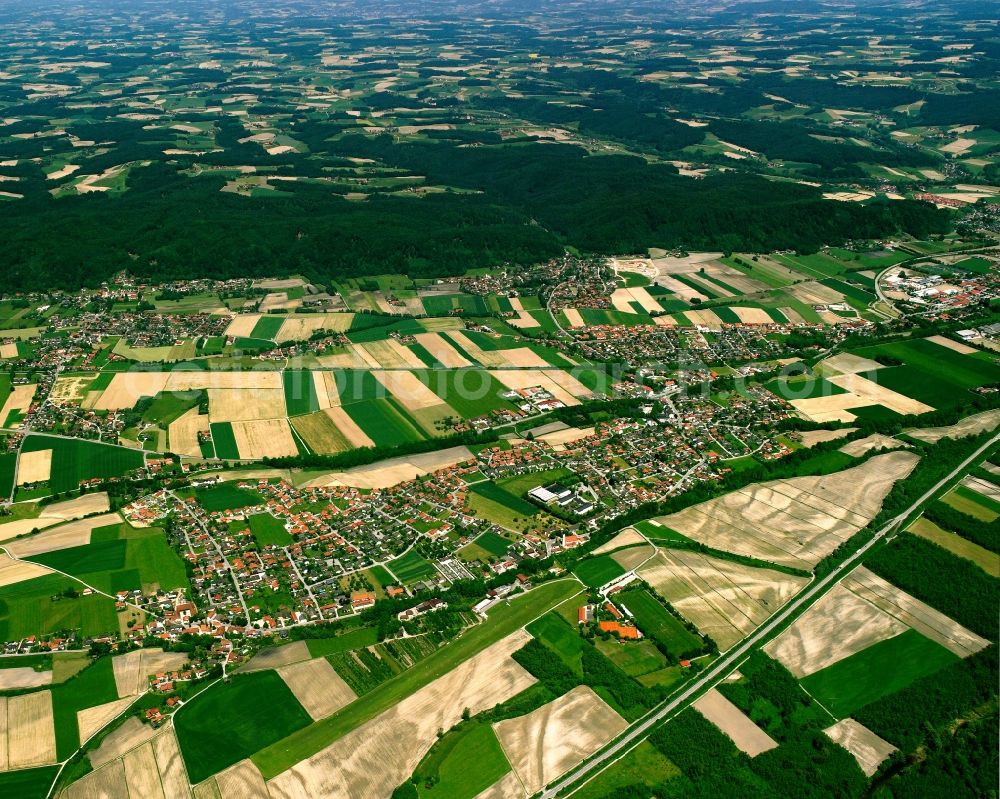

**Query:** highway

left=541, top=429, right=999, bottom=799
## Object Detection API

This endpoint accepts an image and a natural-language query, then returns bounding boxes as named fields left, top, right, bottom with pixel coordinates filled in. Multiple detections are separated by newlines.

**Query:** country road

left=541, top=429, right=1000, bottom=799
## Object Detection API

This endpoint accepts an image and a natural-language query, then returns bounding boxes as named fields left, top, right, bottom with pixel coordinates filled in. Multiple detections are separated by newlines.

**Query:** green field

left=571, top=740, right=679, bottom=799
left=303, top=626, right=380, bottom=658
left=343, top=398, right=425, bottom=447
left=249, top=513, right=294, bottom=547
left=574, top=555, right=626, bottom=588
left=50, top=656, right=121, bottom=756
left=0, top=573, right=119, bottom=642
left=176, top=670, right=313, bottom=783
left=469, top=481, right=538, bottom=516
left=473, top=531, right=511, bottom=557
left=526, top=611, right=585, bottom=674
left=139, top=390, right=203, bottom=425
left=19, top=434, right=145, bottom=493
left=283, top=370, right=321, bottom=417
left=415, top=721, right=511, bottom=799
left=209, top=422, right=241, bottom=460
left=388, top=550, right=438, bottom=584
left=620, top=589, right=703, bottom=657
left=250, top=315, right=286, bottom=340
left=595, top=637, right=671, bottom=679
left=497, top=467, right=575, bottom=498
left=800, top=629, right=959, bottom=718
left=196, top=482, right=264, bottom=511
left=0, top=452, right=18, bottom=499
left=252, top=580, right=581, bottom=778
left=0, top=766, right=60, bottom=799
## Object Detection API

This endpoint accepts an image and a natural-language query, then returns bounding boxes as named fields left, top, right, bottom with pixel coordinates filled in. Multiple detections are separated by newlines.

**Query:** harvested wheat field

left=824, top=719, right=896, bottom=777
left=0, top=383, right=36, bottom=423
left=359, top=339, right=425, bottom=370
left=489, top=370, right=579, bottom=407
left=230, top=419, right=298, bottom=459
left=821, top=353, right=883, bottom=375
left=473, top=771, right=524, bottom=799
left=167, top=373, right=283, bottom=392
left=693, top=689, right=777, bottom=756
left=5, top=691, right=57, bottom=769
left=46, top=492, right=111, bottom=520
left=732, top=307, right=775, bottom=325
left=67, top=729, right=192, bottom=799
left=78, top=697, right=136, bottom=743
left=925, top=334, right=979, bottom=355
left=563, top=308, right=585, bottom=328
left=798, top=428, right=857, bottom=448
left=208, top=388, right=286, bottom=423
left=0, top=516, right=63, bottom=544
left=651, top=452, right=919, bottom=569
left=904, top=408, right=1000, bottom=443
left=414, top=332, right=473, bottom=368
left=267, top=630, right=537, bottom=799
left=592, top=528, right=647, bottom=555
left=829, top=373, right=933, bottom=416
left=764, top=583, right=907, bottom=677
left=638, top=549, right=808, bottom=651
left=7, top=512, right=122, bottom=558
left=838, top=434, right=904, bottom=457
left=843, top=567, right=988, bottom=658
left=323, top=406, right=374, bottom=449
left=305, top=445, right=474, bottom=490
left=0, top=553, right=52, bottom=588
left=373, top=371, right=449, bottom=411
left=242, top=641, right=312, bottom=672
left=276, top=658, right=357, bottom=721
left=961, top=474, right=1000, bottom=502
left=0, top=343, right=16, bottom=359
left=112, top=648, right=190, bottom=698
left=494, top=686, right=627, bottom=795
left=16, top=448, right=52, bottom=485
left=215, top=759, right=270, bottom=799
left=446, top=331, right=549, bottom=369
left=0, top=662, right=52, bottom=691
left=536, top=425, right=596, bottom=451
left=274, top=315, right=353, bottom=344
left=89, top=718, right=159, bottom=769
left=291, top=412, right=351, bottom=454
left=92, top=373, right=171, bottom=410
left=169, top=408, right=210, bottom=457
left=611, top=544, right=656, bottom=572
left=224, top=315, right=262, bottom=338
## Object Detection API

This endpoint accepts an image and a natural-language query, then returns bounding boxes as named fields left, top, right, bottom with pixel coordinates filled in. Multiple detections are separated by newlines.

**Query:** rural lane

left=541, top=429, right=1000, bottom=799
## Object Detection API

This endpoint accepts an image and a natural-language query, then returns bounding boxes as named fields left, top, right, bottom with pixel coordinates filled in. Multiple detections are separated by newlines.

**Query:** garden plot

left=7, top=512, right=122, bottom=558
left=413, top=332, right=473, bottom=368
left=638, top=549, right=808, bottom=651
left=66, top=729, right=192, bottom=799
left=16, top=448, right=52, bottom=485
left=692, top=688, right=777, bottom=756
left=266, top=630, right=537, bottom=799
left=231, top=419, right=298, bottom=459
left=823, top=719, right=896, bottom=777
left=651, top=452, right=919, bottom=570
left=904, top=408, right=1000, bottom=443
left=208, top=388, right=286, bottom=423
left=169, top=407, right=210, bottom=457
left=842, top=567, right=988, bottom=658
left=276, top=658, right=357, bottom=721
left=764, top=583, right=908, bottom=677
left=1, top=691, right=57, bottom=770
left=493, top=686, right=627, bottom=795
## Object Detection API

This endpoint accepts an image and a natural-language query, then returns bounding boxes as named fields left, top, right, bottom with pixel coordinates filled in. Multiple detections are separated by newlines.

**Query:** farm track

left=543, top=429, right=1000, bottom=799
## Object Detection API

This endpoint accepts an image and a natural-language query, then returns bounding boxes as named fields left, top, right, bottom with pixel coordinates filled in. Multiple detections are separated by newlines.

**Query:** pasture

left=526, top=611, right=585, bottom=674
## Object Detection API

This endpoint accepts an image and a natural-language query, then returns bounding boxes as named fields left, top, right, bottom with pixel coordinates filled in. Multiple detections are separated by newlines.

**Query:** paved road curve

left=541, top=430, right=999, bottom=799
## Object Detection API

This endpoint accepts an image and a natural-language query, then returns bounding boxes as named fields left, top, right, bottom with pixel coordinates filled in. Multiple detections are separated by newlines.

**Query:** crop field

left=342, top=397, right=425, bottom=447
left=19, top=435, right=144, bottom=493
left=252, top=580, right=579, bottom=779
left=574, top=555, right=627, bottom=588
left=195, top=482, right=264, bottom=511
left=277, top=658, right=357, bottom=721
left=526, top=612, right=585, bottom=674
left=414, top=720, right=512, bottom=799
left=283, top=370, right=321, bottom=416
left=266, top=631, right=537, bottom=799
left=0, top=766, right=59, bottom=799
left=800, top=629, right=959, bottom=718
left=493, top=686, right=628, bottom=796
left=639, top=549, right=809, bottom=651
left=387, top=550, right=437, bottom=584
left=0, top=573, right=118, bottom=642
left=290, top=411, right=352, bottom=454
left=176, top=670, right=313, bottom=783
left=469, top=481, right=538, bottom=517
left=619, top=588, right=702, bottom=656
left=303, top=628, right=380, bottom=658
left=474, top=531, right=512, bottom=557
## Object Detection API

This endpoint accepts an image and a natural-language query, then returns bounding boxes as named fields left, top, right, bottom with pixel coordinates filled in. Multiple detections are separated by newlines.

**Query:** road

left=541, top=429, right=999, bottom=799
